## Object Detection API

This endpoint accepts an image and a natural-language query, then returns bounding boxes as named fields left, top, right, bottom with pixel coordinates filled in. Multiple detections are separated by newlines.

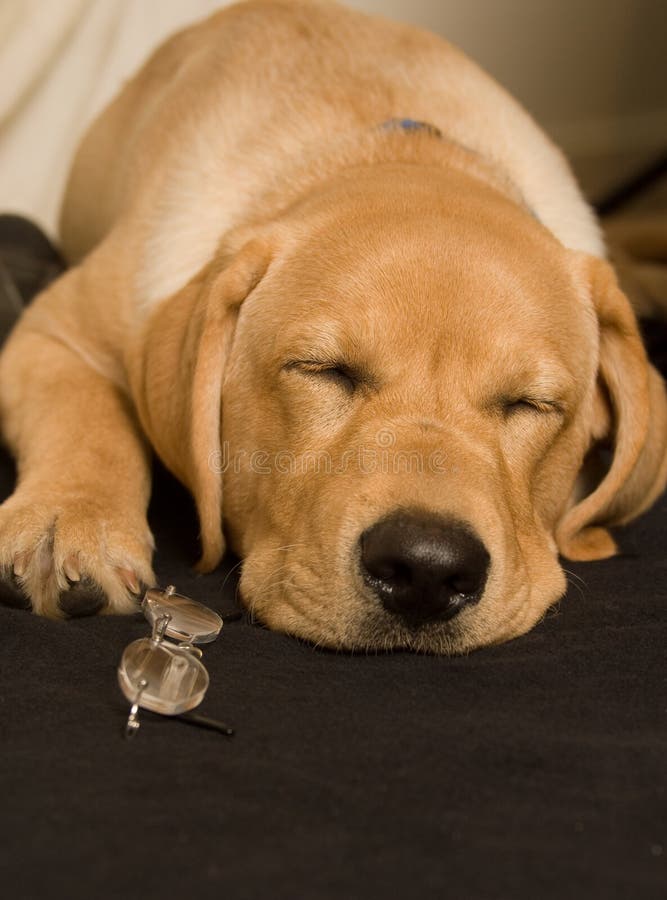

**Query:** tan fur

left=0, top=0, right=665, bottom=651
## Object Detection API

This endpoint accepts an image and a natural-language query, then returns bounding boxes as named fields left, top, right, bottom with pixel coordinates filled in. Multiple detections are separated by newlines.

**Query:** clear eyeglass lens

left=117, top=637, right=210, bottom=715
left=142, top=588, right=223, bottom=644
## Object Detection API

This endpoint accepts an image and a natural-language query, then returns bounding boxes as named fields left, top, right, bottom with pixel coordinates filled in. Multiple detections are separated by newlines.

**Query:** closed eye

left=283, top=360, right=359, bottom=393
left=502, top=397, right=564, bottom=416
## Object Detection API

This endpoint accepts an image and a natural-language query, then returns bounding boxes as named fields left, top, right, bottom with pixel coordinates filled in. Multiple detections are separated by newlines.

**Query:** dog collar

left=379, top=117, right=539, bottom=222
left=380, top=118, right=442, bottom=138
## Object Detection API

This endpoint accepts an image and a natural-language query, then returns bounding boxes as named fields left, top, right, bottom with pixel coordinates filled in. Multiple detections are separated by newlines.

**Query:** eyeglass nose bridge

left=177, top=642, right=203, bottom=658
left=151, top=611, right=172, bottom=644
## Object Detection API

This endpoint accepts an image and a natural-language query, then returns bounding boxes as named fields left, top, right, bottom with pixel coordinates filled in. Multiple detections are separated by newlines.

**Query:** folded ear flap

left=135, top=238, right=273, bottom=571
left=557, top=256, right=667, bottom=561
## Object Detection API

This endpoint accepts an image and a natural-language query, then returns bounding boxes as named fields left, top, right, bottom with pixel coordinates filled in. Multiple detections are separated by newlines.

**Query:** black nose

left=360, top=512, right=490, bottom=624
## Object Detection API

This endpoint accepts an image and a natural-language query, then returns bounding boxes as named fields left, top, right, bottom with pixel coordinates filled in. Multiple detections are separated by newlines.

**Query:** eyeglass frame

left=118, top=584, right=235, bottom=739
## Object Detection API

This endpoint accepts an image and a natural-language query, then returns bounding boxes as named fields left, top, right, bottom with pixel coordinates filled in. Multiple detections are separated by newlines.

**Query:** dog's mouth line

left=240, top=577, right=353, bottom=644
left=246, top=577, right=471, bottom=651
left=239, top=535, right=544, bottom=651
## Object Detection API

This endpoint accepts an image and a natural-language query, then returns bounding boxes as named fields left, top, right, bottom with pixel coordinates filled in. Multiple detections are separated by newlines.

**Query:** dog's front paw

left=0, top=489, right=155, bottom=617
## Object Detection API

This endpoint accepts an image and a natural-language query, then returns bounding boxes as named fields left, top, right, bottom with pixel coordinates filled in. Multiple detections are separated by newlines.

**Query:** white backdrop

left=1, top=0, right=665, bottom=234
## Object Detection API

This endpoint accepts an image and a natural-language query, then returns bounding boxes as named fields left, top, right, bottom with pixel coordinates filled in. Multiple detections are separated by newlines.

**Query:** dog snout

left=360, top=512, right=490, bottom=623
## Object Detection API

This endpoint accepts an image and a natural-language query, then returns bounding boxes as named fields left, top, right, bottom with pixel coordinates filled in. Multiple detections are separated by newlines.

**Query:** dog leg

left=0, top=278, right=154, bottom=617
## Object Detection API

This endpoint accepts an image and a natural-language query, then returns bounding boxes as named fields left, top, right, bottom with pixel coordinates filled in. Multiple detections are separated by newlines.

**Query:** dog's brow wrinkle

left=416, top=419, right=445, bottom=432
left=387, top=416, right=445, bottom=432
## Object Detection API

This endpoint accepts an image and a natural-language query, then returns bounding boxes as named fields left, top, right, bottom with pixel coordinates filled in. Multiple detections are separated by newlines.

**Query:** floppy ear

left=134, top=237, right=273, bottom=571
left=557, top=256, right=667, bottom=561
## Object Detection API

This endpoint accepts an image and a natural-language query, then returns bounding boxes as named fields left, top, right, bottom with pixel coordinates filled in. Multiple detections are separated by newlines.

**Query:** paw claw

left=63, top=554, right=81, bottom=583
left=13, top=552, right=29, bottom=578
left=117, top=567, right=141, bottom=595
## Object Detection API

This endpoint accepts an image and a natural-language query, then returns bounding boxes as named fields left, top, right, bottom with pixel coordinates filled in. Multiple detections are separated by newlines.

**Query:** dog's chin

left=243, top=588, right=498, bottom=655
left=242, top=577, right=557, bottom=655
left=343, top=610, right=471, bottom=655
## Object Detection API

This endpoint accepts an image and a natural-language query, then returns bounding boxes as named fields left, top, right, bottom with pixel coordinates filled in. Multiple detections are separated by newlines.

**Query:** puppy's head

left=144, top=161, right=667, bottom=653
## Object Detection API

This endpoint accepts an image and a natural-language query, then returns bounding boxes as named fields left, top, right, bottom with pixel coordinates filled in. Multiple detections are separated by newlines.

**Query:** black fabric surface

left=0, top=214, right=65, bottom=342
left=1, top=228, right=666, bottom=899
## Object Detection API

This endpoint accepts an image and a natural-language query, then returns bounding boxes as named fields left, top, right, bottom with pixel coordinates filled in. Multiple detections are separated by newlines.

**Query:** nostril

left=360, top=511, right=490, bottom=623
left=367, top=559, right=412, bottom=590
left=448, top=572, right=482, bottom=596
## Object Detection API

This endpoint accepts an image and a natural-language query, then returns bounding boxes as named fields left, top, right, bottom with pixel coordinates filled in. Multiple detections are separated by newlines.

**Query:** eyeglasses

left=118, top=585, right=234, bottom=739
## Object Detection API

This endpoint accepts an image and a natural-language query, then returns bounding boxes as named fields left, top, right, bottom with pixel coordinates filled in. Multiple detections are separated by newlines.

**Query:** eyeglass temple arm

left=176, top=712, right=234, bottom=736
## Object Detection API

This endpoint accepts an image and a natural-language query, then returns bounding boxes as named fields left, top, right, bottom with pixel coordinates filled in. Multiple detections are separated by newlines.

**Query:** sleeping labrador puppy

left=0, top=0, right=665, bottom=653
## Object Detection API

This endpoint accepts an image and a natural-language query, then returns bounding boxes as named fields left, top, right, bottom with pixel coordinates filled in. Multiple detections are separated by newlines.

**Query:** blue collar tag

left=380, top=118, right=442, bottom=138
